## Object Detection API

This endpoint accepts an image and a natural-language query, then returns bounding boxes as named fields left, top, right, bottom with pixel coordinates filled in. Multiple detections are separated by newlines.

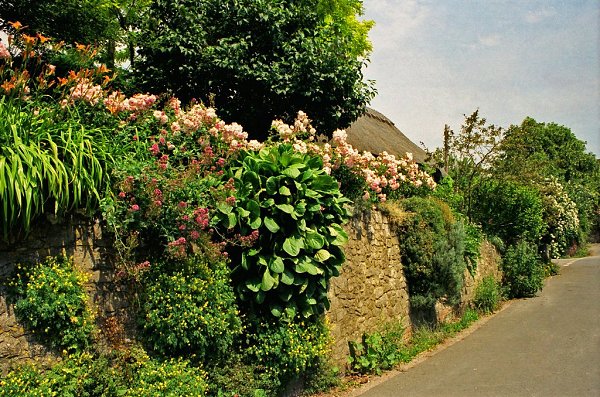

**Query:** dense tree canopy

left=134, top=0, right=376, bottom=140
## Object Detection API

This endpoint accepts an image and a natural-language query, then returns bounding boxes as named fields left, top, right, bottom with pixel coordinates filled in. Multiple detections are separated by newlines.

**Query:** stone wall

left=326, top=210, right=411, bottom=367
left=326, top=210, right=502, bottom=368
left=0, top=215, right=128, bottom=374
left=1, top=210, right=501, bottom=374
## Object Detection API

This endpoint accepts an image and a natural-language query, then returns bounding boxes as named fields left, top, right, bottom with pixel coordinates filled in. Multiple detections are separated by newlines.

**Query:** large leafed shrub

left=214, top=144, right=350, bottom=319
left=501, top=241, right=545, bottom=298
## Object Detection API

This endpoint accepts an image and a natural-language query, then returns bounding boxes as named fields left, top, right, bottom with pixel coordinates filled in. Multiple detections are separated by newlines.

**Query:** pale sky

left=362, top=0, right=600, bottom=156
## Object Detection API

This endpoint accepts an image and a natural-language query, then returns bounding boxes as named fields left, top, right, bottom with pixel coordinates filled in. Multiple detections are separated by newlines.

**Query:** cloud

left=365, top=0, right=431, bottom=50
left=478, top=34, right=502, bottom=47
left=525, top=7, right=557, bottom=24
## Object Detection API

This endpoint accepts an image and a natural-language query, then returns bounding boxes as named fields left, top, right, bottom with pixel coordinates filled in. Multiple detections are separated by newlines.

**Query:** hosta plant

left=214, top=144, right=350, bottom=320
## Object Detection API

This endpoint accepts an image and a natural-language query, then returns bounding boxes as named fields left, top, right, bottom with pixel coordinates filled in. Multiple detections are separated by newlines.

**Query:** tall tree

left=134, top=0, right=376, bottom=140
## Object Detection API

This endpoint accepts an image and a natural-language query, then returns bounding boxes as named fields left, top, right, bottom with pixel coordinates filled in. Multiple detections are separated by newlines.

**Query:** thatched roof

left=344, top=108, right=427, bottom=163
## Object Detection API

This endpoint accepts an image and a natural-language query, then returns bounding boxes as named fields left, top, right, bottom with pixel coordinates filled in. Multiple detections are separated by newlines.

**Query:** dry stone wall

left=326, top=210, right=411, bottom=367
left=0, top=215, right=128, bottom=374
left=0, top=210, right=501, bottom=374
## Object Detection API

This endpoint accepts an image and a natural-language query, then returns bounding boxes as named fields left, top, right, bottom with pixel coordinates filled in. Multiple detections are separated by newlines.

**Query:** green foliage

left=0, top=349, right=209, bottom=397
left=11, top=256, right=95, bottom=352
left=125, top=354, right=209, bottom=397
left=245, top=318, right=331, bottom=389
left=472, top=275, right=502, bottom=314
left=207, top=355, right=276, bottom=397
left=348, top=309, right=479, bottom=376
left=215, top=144, right=350, bottom=319
left=135, top=0, right=375, bottom=139
left=471, top=179, right=546, bottom=246
left=494, top=117, right=599, bottom=243
left=501, top=241, right=545, bottom=298
left=140, top=256, right=241, bottom=360
left=348, top=322, right=405, bottom=375
left=398, top=197, right=468, bottom=309
left=0, top=98, right=111, bottom=239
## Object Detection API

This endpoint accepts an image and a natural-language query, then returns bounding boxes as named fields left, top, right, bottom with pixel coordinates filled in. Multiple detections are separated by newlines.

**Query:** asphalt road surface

left=358, top=247, right=600, bottom=397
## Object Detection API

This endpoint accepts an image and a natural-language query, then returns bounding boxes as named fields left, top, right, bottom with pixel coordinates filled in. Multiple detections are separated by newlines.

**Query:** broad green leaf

left=266, top=176, right=279, bottom=194
left=249, top=216, right=262, bottom=229
left=269, top=257, right=285, bottom=273
left=227, top=212, right=237, bottom=228
left=270, top=304, right=283, bottom=317
left=264, top=217, right=280, bottom=233
left=283, top=235, right=302, bottom=256
left=279, top=186, right=291, bottom=196
left=281, top=269, right=294, bottom=285
left=276, top=203, right=294, bottom=214
left=282, top=167, right=301, bottom=179
left=245, top=278, right=261, bottom=292
left=314, top=249, right=331, bottom=263
left=306, top=231, right=325, bottom=249
left=217, top=202, right=233, bottom=214
left=261, top=269, right=276, bottom=291
left=236, top=207, right=250, bottom=218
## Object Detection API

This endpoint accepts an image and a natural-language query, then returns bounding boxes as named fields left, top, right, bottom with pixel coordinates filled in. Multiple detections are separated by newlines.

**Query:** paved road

left=358, top=248, right=600, bottom=397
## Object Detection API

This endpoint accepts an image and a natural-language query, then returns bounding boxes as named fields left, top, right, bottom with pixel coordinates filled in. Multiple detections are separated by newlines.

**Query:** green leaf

left=276, top=203, right=294, bottom=214
left=306, top=231, right=325, bottom=249
left=217, top=202, right=233, bottom=214
left=261, top=269, right=276, bottom=291
left=269, top=257, right=285, bottom=273
left=264, top=217, right=280, bottom=233
left=315, top=249, right=331, bottom=263
left=236, top=207, right=250, bottom=218
left=245, top=278, right=261, bottom=292
left=295, top=259, right=322, bottom=275
left=249, top=216, right=262, bottom=229
left=279, top=185, right=291, bottom=196
left=227, top=212, right=237, bottom=228
left=282, top=167, right=301, bottom=179
left=266, top=176, right=279, bottom=194
left=283, top=235, right=303, bottom=256
left=281, top=269, right=294, bottom=285
left=270, top=304, right=283, bottom=317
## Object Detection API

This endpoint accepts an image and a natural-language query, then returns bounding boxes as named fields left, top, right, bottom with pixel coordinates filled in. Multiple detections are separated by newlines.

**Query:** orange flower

left=1, top=80, right=15, bottom=92
left=57, top=77, right=68, bottom=86
left=9, top=21, right=23, bottom=30
left=22, top=34, right=37, bottom=46
left=97, top=64, right=109, bottom=74
left=103, top=75, right=112, bottom=85
left=68, top=70, right=78, bottom=80
left=37, top=33, right=50, bottom=43
left=76, top=43, right=87, bottom=52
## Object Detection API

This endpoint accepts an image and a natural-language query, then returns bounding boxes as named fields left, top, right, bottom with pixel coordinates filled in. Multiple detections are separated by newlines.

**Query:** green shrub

left=348, top=322, right=405, bottom=375
left=244, top=317, right=331, bottom=389
left=215, top=144, right=350, bottom=319
left=398, top=197, right=467, bottom=309
left=473, top=275, right=502, bottom=314
left=0, top=350, right=209, bottom=397
left=471, top=180, right=546, bottom=246
left=501, top=241, right=545, bottom=298
left=140, top=256, right=241, bottom=360
left=0, top=352, right=126, bottom=397
left=125, top=355, right=209, bottom=397
left=12, top=256, right=95, bottom=352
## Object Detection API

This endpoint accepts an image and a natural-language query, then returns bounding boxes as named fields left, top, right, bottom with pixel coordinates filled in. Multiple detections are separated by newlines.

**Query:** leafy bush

left=12, top=256, right=95, bottom=352
left=244, top=317, right=331, bottom=389
left=0, top=352, right=125, bottom=397
left=140, top=256, right=241, bottom=360
left=539, top=178, right=580, bottom=258
left=215, top=144, right=350, bottom=319
left=501, top=241, right=545, bottom=298
left=0, top=349, right=209, bottom=397
left=471, top=180, right=546, bottom=245
left=348, top=322, right=405, bottom=375
left=0, top=97, right=111, bottom=239
left=398, top=197, right=467, bottom=309
left=473, top=275, right=502, bottom=314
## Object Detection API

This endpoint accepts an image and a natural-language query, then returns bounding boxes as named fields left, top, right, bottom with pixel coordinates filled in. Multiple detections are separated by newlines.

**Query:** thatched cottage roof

left=344, top=108, right=428, bottom=163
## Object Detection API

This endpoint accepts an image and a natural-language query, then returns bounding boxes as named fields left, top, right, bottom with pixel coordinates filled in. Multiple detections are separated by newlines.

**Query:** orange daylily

left=37, top=33, right=50, bottom=43
left=1, top=80, right=16, bottom=92
left=22, top=34, right=37, bottom=46
left=57, top=77, right=68, bottom=86
left=9, top=21, right=23, bottom=30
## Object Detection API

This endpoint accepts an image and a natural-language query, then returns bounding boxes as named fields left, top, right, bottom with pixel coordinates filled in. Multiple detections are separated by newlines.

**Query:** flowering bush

left=539, top=178, right=580, bottom=258
left=270, top=112, right=436, bottom=203
left=141, top=256, right=241, bottom=361
left=11, top=256, right=96, bottom=352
